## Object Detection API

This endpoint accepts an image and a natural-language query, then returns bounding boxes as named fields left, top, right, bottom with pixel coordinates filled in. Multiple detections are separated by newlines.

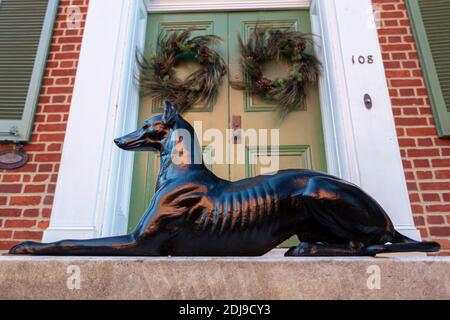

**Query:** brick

left=391, top=99, right=425, bottom=107
left=35, top=153, right=62, bottom=162
left=38, top=221, right=49, bottom=230
left=42, top=208, right=52, bottom=218
left=43, top=105, right=70, bottom=113
left=435, top=170, right=450, bottom=179
left=409, top=193, right=420, bottom=202
left=23, top=209, right=40, bottom=218
left=9, top=196, right=41, bottom=206
left=413, top=216, right=425, bottom=226
left=2, top=175, right=21, bottom=183
left=24, top=185, right=46, bottom=193
left=46, top=86, right=73, bottom=95
left=391, top=79, right=423, bottom=87
left=5, top=220, right=36, bottom=228
left=0, top=184, right=22, bottom=193
left=0, top=241, right=21, bottom=251
left=431, top=159, right=450, bottom=167
left=429, top=227, right=450, bottom=237
left=38, top=133, right=66, bottom=142
left=44, top=196, right=54, bottom=206
left=0, top=231, right=13, bottom=239
left=413, top=159, right=430, bottom=168
left=395, top=117, right=428, bottom=126
left=51, top=95, right=67, bottom=103
left=417, top=138, right=433, bottom=147
left=427, top=216, right=445, bottom=225
left=416, top=171, right=432, bottom=179
left=38, top=164, right=54, bottom=172
left=398, top=138, right=415, bottom=147
left=0, top=209, right=21, bottom=218
left=425, top=205, right=450, bottom=213
left=422, top=193, right=440, bottom=202
left=419, top=182, right=450, bottom=191
left=37, top=123, right=67, bottom=132
left=13, top=231, right=43, bottom=241
left=33, top=174, right=50, bottom=182
left=407, top=149, right=440, bottom=158
left=405, top=128, right=437, bottom=137
left=8, top=164, right=37, bottom=173
left=47, top=143, right=62, bottom=152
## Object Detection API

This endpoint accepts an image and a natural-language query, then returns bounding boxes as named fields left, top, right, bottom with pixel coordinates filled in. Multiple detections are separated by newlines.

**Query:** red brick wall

left=0, top=0, right=89, bottom=252
left=373, top=0, right=450, bottom=255
left=0, top=0, right=449, bottom=256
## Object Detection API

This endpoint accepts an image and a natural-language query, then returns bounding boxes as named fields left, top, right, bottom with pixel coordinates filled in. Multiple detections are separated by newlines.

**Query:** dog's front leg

left=9, top=234, right=155, bottom=256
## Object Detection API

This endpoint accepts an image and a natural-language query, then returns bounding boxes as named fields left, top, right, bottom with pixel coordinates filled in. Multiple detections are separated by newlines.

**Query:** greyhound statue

left=10, top=101, right=440, bottom=256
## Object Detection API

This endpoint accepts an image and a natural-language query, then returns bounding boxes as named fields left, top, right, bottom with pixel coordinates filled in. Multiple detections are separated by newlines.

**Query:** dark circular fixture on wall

left=0, top=144, right=29, bottom=170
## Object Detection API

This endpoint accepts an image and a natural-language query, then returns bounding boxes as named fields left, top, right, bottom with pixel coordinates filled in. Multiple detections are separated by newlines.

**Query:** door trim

left=147, top=0, right=311, bottom=13
left=45, top=0, right=420, bottom=242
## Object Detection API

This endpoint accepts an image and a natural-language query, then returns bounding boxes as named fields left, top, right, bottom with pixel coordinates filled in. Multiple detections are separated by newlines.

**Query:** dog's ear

left=163, top=100, right=178, bottom=126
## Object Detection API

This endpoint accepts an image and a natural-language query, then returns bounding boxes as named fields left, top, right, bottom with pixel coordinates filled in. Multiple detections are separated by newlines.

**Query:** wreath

left=139, top=30, right=227, bottom=113
left=232, top=28, right=321, bottom=115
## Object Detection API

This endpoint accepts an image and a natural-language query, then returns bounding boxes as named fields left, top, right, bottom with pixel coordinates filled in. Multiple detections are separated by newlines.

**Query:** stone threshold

left=0, top=254, right=449, bottom=300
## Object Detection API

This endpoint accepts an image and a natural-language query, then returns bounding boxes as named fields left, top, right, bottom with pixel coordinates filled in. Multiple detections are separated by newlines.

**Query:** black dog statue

left=10, top=101, right=440, bottom=256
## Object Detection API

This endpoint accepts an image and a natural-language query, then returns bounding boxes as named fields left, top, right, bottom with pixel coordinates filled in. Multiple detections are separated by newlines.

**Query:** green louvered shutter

left=0, top=0, right=58, bottom=142
left=407, top=0, right=450, bottom=138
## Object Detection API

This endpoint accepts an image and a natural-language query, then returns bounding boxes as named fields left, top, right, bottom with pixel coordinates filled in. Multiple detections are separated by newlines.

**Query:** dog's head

left=114, top=100, right=178, bottom=152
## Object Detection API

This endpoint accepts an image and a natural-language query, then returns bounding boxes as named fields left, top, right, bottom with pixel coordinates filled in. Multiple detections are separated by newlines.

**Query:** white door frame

left=44, top=0, right=420, bottom=242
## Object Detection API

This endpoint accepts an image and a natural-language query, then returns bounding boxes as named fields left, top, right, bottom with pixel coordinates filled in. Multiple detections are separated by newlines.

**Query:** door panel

left=128, top=11, right=328, bottom=249
left=228, top=11, right=327, bottom=182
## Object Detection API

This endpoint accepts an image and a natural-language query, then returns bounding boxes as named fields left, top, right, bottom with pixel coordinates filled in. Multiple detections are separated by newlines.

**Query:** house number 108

left=352, top=55, right=374, bottom=65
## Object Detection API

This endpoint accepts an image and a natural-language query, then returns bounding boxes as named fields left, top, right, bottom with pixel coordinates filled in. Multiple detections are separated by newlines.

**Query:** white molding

left=310, top=0, right=361, bottom=183
left=148, top=0, right=311, bottom=12
left=46, top=0, right=420, bottom=242
left=43, top=0, right=149, bottom=241
left=100, top=0, right=148, bottom=237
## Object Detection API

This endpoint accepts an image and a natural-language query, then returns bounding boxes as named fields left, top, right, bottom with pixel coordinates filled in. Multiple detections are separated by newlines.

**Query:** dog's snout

left=114, top=138, right=122, bottom=146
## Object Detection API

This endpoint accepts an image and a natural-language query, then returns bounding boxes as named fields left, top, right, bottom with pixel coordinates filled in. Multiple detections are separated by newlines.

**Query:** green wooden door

left=128, top=11, right=327, bottom=248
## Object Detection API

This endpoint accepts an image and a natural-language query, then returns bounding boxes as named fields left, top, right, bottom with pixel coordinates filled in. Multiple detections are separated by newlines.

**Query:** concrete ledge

left=0, top=254, right=449, bottom=300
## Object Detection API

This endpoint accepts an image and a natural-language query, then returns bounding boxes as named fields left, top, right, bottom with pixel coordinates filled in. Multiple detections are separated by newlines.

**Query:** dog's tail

left=364, top=231, right=440, bottom=255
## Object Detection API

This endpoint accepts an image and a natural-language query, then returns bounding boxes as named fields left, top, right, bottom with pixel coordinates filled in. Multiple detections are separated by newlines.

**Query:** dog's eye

left=142, top=124, right=149, bottom=130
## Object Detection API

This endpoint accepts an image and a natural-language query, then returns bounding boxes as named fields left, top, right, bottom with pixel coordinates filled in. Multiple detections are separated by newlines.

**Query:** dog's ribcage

left=185, top=182, right=285, bottom=234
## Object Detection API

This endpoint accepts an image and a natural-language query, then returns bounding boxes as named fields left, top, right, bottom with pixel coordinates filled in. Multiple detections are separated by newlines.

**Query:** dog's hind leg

left=9, top=234, right=150, bottom=256
left=299, top=176, right=396, bottom=245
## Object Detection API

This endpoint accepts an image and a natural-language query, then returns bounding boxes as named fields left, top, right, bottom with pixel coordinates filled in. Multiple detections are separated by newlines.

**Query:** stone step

left=0, top=255, right=449, bottom=300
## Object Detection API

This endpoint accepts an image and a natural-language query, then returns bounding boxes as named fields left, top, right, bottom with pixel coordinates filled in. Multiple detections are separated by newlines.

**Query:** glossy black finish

left=10, top=101, right=440, bottom=256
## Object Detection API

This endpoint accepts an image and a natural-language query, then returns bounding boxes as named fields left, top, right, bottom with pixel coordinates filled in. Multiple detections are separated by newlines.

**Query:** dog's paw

left=9, top=241, right=37, bottom=255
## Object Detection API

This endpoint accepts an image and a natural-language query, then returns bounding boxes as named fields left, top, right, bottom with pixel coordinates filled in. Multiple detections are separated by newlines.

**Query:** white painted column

left=311, top=0, right=420, bottom=240
left=43, top=0, right=148, bottom=241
